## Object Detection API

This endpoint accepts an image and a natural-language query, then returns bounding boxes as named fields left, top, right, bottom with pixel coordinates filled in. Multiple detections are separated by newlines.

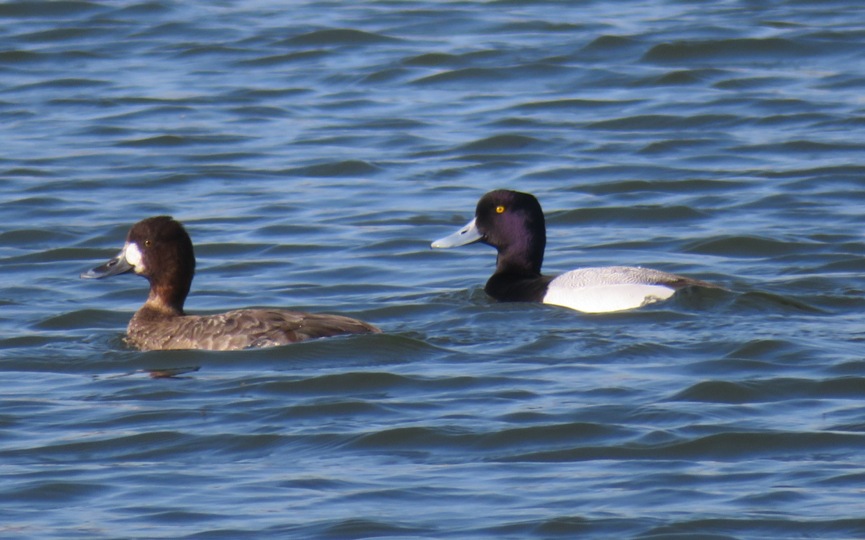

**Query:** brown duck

left=81, top=216, right=380, bottom=351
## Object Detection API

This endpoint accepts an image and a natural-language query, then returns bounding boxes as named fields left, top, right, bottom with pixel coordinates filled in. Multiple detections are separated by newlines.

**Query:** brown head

left=81, top=216, right=196, bottom=314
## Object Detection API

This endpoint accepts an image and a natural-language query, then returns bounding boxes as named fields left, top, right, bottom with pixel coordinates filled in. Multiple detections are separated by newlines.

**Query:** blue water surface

left=2, top=1, right=865, bottom=538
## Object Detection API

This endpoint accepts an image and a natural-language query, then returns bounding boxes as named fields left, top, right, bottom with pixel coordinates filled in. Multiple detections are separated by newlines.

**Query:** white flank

left=542, top=267, right=677, bottom=313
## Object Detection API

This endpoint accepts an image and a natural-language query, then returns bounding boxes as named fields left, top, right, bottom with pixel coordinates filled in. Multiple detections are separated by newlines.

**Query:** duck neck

left=144, top=278, right=189, bottom=316
left=494, top=231, right=545, bottom=277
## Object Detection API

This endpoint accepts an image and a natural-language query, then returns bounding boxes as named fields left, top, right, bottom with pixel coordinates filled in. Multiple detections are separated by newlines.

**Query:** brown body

left=127, top=306, right=379, bottom=351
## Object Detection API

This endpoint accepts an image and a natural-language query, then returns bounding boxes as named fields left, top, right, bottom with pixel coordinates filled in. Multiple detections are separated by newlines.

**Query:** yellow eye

left=495, top=205, right=505, bottom=214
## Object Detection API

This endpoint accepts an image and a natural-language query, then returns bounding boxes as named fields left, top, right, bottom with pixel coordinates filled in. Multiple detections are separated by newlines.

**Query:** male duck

left=431, top=189, right=716, bottom=313
left=81, top=216, right=379, bottom=351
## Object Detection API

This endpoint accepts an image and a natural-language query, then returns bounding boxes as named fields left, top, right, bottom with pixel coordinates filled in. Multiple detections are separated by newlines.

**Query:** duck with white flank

left=432, top=190, right=717, bottom=313
left=82, top=216, right=379, bottom=351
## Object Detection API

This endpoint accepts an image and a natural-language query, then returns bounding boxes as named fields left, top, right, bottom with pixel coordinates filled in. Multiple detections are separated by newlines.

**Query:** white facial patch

left=124, top=242, right=145, bottom=272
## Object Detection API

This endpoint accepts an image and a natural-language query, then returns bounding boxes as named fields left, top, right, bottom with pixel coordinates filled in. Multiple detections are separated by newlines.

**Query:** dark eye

left=144, top=240, right=152, bottom=247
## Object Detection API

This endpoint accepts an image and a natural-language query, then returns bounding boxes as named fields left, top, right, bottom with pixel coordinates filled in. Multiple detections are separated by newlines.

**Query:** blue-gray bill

left=80, top=248, right=133, bottom=279
left=431, top=217, right=483, bottom=248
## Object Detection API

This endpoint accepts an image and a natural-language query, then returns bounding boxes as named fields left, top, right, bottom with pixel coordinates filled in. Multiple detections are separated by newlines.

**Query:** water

left=2, top=0, right=865, bottom=538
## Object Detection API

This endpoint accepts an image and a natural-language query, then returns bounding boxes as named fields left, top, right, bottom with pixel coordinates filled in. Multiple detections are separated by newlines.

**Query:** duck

left=81, top=216, right=380, bottom=351
left=431, top=189, right=717, bottom=313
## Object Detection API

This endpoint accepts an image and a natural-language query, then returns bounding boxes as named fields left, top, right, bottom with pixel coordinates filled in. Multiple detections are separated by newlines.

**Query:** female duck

left=81, top=216, right=379, bottom=351
left=431, top=190, right=716, bottom=313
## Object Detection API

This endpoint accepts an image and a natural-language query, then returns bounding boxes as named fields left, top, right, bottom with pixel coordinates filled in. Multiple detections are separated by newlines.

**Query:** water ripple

left=2, top=0, right=865, bottom=538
